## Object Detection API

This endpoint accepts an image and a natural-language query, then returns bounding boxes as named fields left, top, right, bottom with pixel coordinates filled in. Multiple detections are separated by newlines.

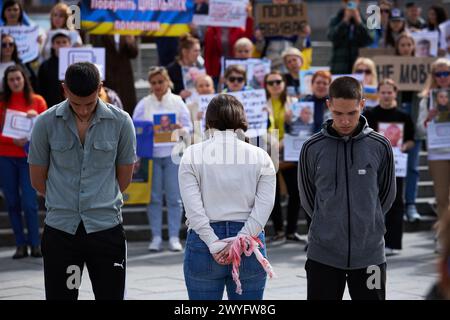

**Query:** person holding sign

left=282, top=48, right=303, bottom=98
left=133, top=66, right=192, bottom=252
left=179, top=94, right=276, bottom=300
left=222, top=65, right=252, bottom=93
left=0, top=65, right=47, bottom=259
left=299, top=76, right=396, bottom=300
left=264, top=71, right=301, bottom=243
left=40, top=2, right=83, bottom=61
left=394, top=32, right=424, bottom=222
left=37, top=31, right=71, bottom=108
left=28, top=62, right=136, bottom=300
left=364, top=79, right=415, bottom=255
left=417, top=58, right=450, bottom=253
left=167, top=33, right=203, bottom=100
left=435, top=89, right=450, bottom=123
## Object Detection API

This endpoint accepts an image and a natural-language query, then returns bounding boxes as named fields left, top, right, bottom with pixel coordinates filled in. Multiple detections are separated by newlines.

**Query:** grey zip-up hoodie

left=298, top=116, right=396, bottom=270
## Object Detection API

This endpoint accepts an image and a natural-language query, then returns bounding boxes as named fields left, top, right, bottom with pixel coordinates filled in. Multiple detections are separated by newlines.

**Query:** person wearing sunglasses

left=133, top=66, right=193, bottom=252
left=417, top=58, right=450, bottom=253
left=368, top=0, right=392, bottom=48
left=383, top=8, right=407, bottom=49
left=222, top=65, right=251, bottom=93
left=0, top=34, right=37, bottom=94
left=263, top=71, right=302, bottom=243
left=352, top=57, right=378, bottom=87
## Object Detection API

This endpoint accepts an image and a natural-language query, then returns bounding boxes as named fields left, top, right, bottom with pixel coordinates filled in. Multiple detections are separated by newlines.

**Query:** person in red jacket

left=203, top=13, right=254, bottom=88
left=0, top=65, right=47, bottom=259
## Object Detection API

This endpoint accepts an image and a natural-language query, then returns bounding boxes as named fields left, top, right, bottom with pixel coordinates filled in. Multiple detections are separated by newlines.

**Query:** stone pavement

left=0, top=230, right=439, bottom=300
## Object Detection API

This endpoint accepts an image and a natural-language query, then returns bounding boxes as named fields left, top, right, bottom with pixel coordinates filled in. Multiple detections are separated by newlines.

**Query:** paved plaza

left=0, top=230, right=439, bottom=300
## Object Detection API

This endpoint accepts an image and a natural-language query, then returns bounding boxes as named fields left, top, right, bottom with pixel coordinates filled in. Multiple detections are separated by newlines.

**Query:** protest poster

left=283, top=133, right=308, bottom=162
left=255, top=1, right=308, bottom=37
left=153, top=113, right=177, bottom=145
left=439, top=20, right=450, bottom=51
left=183, top=66, right=206, bottom=92
left=364, top=85, right=379, bottom=108
left=59, top=47, right=105, bottom=80
left=378, top=122, right=404, bottom=148
left=372, top=56, right=436, bottom=91
left=286, top=101, right=314, bottom=136
left=0, top=25, right=39, bottom=63
left=134, top=120, right=153, bottom=159
left=427, top=89, right=450, bottom=149
left=123, top=158, right=153, bottom=205
left=198, top=89, right=268, bottom=137
left=193, top=0, right=248, bottom=28
left=223, top=58, right=271, bottom=89
left=411, top=30, right=439, bottom=57
left=81, top=0, right=194, bottom=36
left=299, top=66, right=330, bottom=96
left=358, top=47, right=395, bottom=58
left=393, top=148, right=407, bottom=178
left=1, top=109, right=37, bottom=140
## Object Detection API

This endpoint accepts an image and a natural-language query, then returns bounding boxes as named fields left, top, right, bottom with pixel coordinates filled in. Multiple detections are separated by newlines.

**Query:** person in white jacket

left=178, top=94, right=276, bottom=300
left=133, top=66, right=192, bottom=252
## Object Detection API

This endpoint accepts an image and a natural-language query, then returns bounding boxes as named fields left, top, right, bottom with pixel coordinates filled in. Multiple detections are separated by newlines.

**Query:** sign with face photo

left=427, top=89, right=450, bottom=150
left=378, top=122, right=404, bottom=148
left=411, top=30, right=439, bottom=58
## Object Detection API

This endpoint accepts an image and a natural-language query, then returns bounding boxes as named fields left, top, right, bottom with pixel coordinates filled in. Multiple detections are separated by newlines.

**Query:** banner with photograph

left=153, top=113, right=177, bottom=146
left=378, top=122, right=404, bottom=148
left=299, top=66, right=330, bottom=96
left=411, top=30, right=439, bottom=57
left=182, top=66, right=206, bottom=93
left=255, top=1, right=308, bottom=37
left=427, top=88, right=450, bottom=149
left=123, top=158, right=153, bottom=205
left=198, top=89, right=268, bottom=137
left=286, top=101, right=314, bottom=136
left=0, top=25, right=39, bottom=63
left=80, top=0, right=194, bottom=36
left=193, top=0, right=248, bottom=28
left=373, top=56, right=436, bottom=91
left=223, top=58, right=271, bottom=90
left=283, top=133, right=308, bottom=162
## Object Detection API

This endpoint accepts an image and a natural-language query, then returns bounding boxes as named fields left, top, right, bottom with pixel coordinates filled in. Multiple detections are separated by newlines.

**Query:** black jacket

left=37, top=55, right=64, bottom=108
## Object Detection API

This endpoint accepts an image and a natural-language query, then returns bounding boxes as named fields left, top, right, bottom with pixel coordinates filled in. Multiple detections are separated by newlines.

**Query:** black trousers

left=385, top=177, right=404, bottom=249
left=41, top=222, right=127, bottom=300
left=305, top=259, right=386, bottom=300
left=271, top=165, right=300, bottom=235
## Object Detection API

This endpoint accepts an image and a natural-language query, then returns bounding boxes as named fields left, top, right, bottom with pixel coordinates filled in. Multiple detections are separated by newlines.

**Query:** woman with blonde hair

left=133, top=66, right=193, bottom=252
left=417, top=58, right=450, bottom=252
left=352, top=57, right=378, bottom=87
left=41, top=2, right=82, bottom=61
left=233, top=37, right=255, bottom=59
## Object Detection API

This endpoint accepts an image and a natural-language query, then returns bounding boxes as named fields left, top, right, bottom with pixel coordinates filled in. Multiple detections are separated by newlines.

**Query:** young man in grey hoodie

left=298, top=76, right=396, bottom=300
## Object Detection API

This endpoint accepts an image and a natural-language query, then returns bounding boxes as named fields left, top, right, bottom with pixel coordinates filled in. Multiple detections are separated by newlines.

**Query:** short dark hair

left=329, top=76, right=363, bottom=101
left=405, top=2, right=417, bottom=9
left=64, top=62, right=100, bottom=97
left=205, top=94, right=248, bottom=132
left=51, top=32, right=71, bottom=44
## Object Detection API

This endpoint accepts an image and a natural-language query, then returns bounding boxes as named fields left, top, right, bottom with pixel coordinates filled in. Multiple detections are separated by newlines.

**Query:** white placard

left=224, top=58, right=271, bottom=90
left=393, top=147, right=408, bottom=178
left=0, top=25, right=40, bottom=63
left=283, top=134, right=308, bottom=162
left=1, top=109, right=36, bottom=139
left=198, top=89, right=268, bottom=138
left=193, top=0, right=248, bottom=28
left=427, top=121, right=450, bottom=149
left=411, top=30, right=439, bottom=57
left=58, top=47, right=105, bottom=80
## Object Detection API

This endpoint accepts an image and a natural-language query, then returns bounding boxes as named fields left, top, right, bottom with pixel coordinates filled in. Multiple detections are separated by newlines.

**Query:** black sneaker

left=286, top=233, right=307, bottom=243
left=12, top=245, right=28, bottom=259
left=30, top=246, right=42, bottom=258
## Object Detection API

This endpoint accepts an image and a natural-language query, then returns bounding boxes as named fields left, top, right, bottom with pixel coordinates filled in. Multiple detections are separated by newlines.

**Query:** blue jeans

left=405, top=140, right=422, bottom=205
left=184, top=221, right=267, bottom=300
left=0, top=156, right=40, bottom=246
left=147, top=156, right=182, bottom=238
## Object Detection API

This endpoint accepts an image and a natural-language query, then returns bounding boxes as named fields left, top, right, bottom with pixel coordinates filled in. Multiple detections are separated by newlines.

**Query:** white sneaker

left=385, top=247, right=397, bottom=256
left=406, top=205, right=422, bottom=222
left=148, top=237, right=162, bottom=252
left=168, top=237, right=183, bottom=252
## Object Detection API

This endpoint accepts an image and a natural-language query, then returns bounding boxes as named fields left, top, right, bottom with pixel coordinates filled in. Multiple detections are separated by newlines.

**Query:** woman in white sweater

left=179, top=94, right=276, bottom=300
left=133, top=66, right=192, bottom=252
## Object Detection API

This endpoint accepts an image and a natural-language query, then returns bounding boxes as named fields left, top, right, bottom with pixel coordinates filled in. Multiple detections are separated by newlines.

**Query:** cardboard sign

left=373, top=56, right=437, bottom=91
left=255, top=2, right=308, bottom=37
left=359, top=47, right=395, bottom=58
left=193, top=0, right=248, bottom=28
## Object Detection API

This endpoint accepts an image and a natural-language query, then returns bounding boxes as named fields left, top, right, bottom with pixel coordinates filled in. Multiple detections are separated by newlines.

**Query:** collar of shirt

left=55, top=98, right=115, bottom=124
left=210, top=130, right=238, bottom=142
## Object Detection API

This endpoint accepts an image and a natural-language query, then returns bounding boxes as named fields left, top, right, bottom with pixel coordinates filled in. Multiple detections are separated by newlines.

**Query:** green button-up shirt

left=28, top=99, right=136, bottom=235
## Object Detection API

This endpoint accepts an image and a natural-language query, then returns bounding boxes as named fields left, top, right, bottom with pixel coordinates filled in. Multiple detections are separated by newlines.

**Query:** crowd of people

left=0, top=0, right=449, bottom=300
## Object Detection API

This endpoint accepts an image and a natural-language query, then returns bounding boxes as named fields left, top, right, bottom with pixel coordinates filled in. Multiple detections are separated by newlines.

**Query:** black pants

left=41, top=222, right=127, bottom=300
left=385, top=177, right=404, bottom=249
left=271, top=165, right=300, bottom=235
left=305, top=259, right=386, bottom=300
